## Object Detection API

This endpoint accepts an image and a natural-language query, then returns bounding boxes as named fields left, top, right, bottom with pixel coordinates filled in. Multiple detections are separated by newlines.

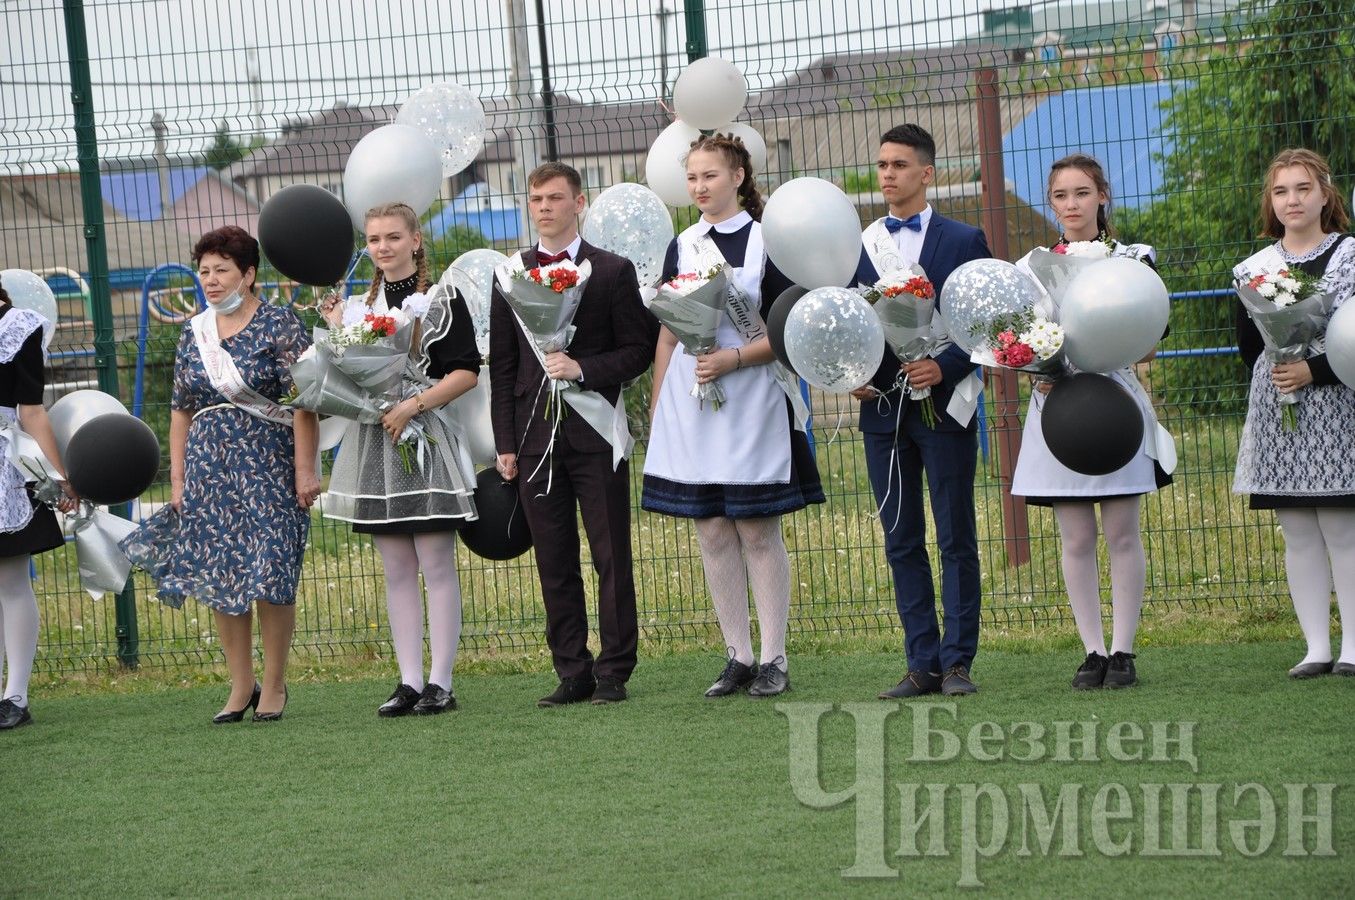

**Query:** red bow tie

left=537, top=249, right=571, bottom=265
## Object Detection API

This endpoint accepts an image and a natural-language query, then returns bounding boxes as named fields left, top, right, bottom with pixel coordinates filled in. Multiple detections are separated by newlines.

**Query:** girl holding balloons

left=1010, top=153, right=1172, bottom=691
left=1233, top=147, right=1355, bottom=679
left=319, top=202, right=481, bottom=717
left=0, top=274, right=78, bottom=730
left=642, top=133, right=823, bottom=699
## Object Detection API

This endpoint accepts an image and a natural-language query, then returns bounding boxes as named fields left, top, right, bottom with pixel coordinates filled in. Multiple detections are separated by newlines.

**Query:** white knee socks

left=694, top=516, right=790, bottom=670
left=1053, top=497, right=1146, bottom=656
left=0, top=555, right=39, bottom=707
left=1277, top=508, right=1355, bottom=665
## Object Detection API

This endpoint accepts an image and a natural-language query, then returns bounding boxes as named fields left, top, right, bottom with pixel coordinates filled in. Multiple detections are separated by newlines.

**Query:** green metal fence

left=2, top=0, right=1350, bottom=672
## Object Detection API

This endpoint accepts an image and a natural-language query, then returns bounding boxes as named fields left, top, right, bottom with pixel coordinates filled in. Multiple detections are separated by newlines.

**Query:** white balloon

left=443, top=248, right=508, bottom=357
left=342, top=124, right=443, bottom=229
left=49, top=389, right=129, bottom=458
left=673, top=56, right=748, bottom=129
left=582, top=183, right=675, bottom=290
left=1326, top=300, right=1355, bottom=389
left=784, top=286, right=884, bottom=393
left=0, top=269, right=59, bottom=345
left=645, top=120, right=703, bottom=207
left=447, top=367, right=496, bottom=467
left=762, top=177, right=862, bottom=289
left=711, top=121, right=767, bottom=174
left=1060, top=257, right=1171, bottom=373
left=939, top=259, right=1046, bottom=354
left=396, top=81, right=487, bottom=178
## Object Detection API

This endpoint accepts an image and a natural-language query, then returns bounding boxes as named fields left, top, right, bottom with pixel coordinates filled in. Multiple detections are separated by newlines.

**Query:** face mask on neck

left=208, top=285, right=247, bottom=315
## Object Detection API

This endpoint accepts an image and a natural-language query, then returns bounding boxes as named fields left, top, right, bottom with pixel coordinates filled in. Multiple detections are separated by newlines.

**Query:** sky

left=0, top=0, right=1026, bottom=173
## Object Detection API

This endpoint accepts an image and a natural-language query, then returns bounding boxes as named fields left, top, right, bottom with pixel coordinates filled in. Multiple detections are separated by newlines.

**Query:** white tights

left=372, top=532, right=464, bottom=692
left=1276, top=508, right=1355, bottom=666
left=1053, top=497, right=1146, bottom=657
left=693, top=516, right=791, bottom=671
left=0, top=555, right=39, bottom=707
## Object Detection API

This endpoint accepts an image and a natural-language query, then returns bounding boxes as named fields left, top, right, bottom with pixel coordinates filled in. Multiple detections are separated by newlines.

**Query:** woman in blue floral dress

left=122, top=226, right=319, bottom=723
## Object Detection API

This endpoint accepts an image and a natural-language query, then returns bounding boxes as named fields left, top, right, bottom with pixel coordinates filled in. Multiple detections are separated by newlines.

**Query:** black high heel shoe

left=212, top=682, right=261, bottom=725
left=253, top=686, right=288, bottom=723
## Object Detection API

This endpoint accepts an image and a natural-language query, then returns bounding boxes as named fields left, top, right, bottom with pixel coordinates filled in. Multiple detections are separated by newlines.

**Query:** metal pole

left=62, top=0, right=139, bottom=665
left=656, top=3, right=674, bottom=101
left=533, top=0, right=559, bottom=162
left=976, top=67, right=1030, bottom=569
left=506, top=0, right=540, bottom=243
left=683, top=0, right=707, bottom=61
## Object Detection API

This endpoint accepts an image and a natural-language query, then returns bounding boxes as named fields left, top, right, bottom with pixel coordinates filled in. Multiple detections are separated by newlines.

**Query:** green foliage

left=840, top=167, right=878, bottom=193
left=202, top=120, right=249, bottom=170
left=1120, top=0, right=1355, bottom=410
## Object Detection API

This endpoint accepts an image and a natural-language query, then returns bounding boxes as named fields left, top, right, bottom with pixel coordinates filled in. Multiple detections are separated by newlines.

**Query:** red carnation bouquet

left=860, top=266, right=943, bottom=427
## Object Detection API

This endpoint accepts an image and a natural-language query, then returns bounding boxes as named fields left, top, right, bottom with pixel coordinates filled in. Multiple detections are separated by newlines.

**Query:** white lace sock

left=1053, top=503, right=1107, bottom=656
left=0, top=555, right=39, bottom=707
left=373, top=535, right=426, bottom=692
left=1316, top=509, right=1355, bottom=665
left=1276, top=509, right=1334, bottom=665
left=695, top=517, right=754, bottom=666
left=1101, top=496, right=1146, bottom=655
left=414, top=531, right=462, bottom=692
left=736, top=517, right=791, bottom=671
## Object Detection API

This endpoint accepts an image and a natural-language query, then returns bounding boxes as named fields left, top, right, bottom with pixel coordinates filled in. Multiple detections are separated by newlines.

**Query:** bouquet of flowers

left=650, top=265, right=730, bottom=411
left=1052, top=238, right=1114, bottom=258
left=1024, top=238, right=1112, bottom=319
left=1236, top=266, right=1330, bottom=430
left=974, top=309, right=1067, bottom=377
left=860, top=266, right=943, bottom=427
left=494, top=258, right=593, bottom=419
left=287, top=294, right=437, bottom=472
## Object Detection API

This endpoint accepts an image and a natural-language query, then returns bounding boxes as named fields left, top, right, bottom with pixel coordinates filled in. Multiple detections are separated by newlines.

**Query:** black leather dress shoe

left=253, top=686, right=288, bottom=722
left=941, top=665, right=978, bottom=695
left=379, top=683, right=422, bottom=717
left=412, top=684, right=457, bottom=715
left=212, top=682, right=261, bottom=725
left=538, top=677, right=596, bottom=707
left=1072, top=653, right=1109, bottom=690
left=1288, top=660, right=1333, bottom=679
left=1334, top=662, right=1355, bottom=677
left=1104, top=652, right=1138, bottom=688
left=590, top=677, right=628, bottom=705
left=879, top=671, right=941, bottom=699
left=0, top=697, right=32, bottom=730
left=705, top=657, right=757, bottom=698
left=747, top=660, right=790, bottom=697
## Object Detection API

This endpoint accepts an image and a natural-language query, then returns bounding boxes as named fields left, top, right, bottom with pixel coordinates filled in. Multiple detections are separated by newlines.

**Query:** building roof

left=99, top=165, right=255, bottom=222
left=963, top=0, right=1242, bottom=51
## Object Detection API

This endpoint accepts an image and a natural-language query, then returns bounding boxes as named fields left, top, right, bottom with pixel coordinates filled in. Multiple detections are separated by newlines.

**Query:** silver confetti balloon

left=582, top=183, right=675, bottom=290
left=938, top=259, right=1046, bottom=353
left=395, top=81, right=487, bottom=178
left=784, top=286, right=885, bottom=393
left=442, top=248, right=508, bottom=356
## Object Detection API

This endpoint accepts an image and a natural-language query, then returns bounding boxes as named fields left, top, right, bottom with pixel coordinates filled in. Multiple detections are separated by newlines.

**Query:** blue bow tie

left=884, top=213, right=922, bottom=233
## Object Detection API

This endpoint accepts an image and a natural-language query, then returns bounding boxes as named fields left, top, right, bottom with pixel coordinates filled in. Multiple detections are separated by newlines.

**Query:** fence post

left=683, top=0, right=707, bottom=61
left=975, top=67, right=1031, bottom=568
left=62, top=0, right=139, bottom=667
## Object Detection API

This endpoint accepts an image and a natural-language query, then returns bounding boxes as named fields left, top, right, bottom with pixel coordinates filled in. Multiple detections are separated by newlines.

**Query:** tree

left=1117, top=0, right=1354, bottom=408
left=204, top=120, right=248, bottom=170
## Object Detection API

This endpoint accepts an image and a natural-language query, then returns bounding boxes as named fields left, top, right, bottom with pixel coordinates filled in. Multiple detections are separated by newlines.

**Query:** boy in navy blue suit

left=851, top=124, right=991, bottom=698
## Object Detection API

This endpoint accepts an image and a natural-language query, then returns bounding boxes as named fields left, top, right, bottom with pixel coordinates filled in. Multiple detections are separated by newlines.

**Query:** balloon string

left=874, top=375, right=908, bottom=534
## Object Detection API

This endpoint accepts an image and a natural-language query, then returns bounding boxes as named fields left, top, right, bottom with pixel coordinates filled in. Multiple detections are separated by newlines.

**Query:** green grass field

left=5, top=642, right=1351, bottom=897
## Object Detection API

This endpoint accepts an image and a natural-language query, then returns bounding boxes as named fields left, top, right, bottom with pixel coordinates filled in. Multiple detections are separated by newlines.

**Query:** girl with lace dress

left=1232, top=148, right=1355, bottom=679
left=1011, top=154, right=1174, bottom=690
left=0, top=275, right=78, bottom=731
left=642, top=134, right=824, bottom=699
left=319, top=203, right=480, bottom=716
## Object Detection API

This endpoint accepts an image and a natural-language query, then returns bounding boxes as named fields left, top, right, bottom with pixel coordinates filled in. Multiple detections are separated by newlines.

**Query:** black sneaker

left=941, top=665, right=978, bottom=695
left=378, top=683, right=422, bottom=717
left=704, top=654, right=757, bottom=698
left=412, top=683, right=457, bottom=715
left=1105, top=652, right=1138, bottom=688
left=1072, top=653, right=1109, bottom=690
left=590, top=677, right=628, bottom=705
left=0, top=697, right=32, bottom=730
left=538, top=677, right=596, bottom=707
left=878, top=671, right=941, bottom=699
left=747, top=658, right=790, bottom=697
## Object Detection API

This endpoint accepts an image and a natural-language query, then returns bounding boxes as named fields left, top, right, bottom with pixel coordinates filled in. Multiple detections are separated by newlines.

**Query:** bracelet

left=735, top=347, right=743, bottom=370
left=416, top=394, right=427, bottom=413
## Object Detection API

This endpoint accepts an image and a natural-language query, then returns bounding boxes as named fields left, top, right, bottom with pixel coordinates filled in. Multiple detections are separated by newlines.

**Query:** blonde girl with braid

left=321, top=202, right=483, bottom=716
left=642, top=134, right=824, bottom=699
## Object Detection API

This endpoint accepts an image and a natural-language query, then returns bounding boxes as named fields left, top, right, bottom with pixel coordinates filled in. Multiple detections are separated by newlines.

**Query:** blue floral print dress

left=121, top=303, right=311, bottom=615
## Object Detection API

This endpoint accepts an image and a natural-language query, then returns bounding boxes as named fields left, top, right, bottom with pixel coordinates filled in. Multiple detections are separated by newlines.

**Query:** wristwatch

left=416, top=394, right=427, bottom=413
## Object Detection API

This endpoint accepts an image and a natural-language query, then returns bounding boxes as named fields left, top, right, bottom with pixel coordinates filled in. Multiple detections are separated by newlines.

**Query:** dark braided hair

left=0, top=274, right=10, bottom=308
left=686, top=132, right=765, bottom=221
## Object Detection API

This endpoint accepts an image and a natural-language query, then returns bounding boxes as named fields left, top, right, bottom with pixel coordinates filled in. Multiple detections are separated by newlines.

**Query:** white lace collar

left=1278, top=232, right=1340, bottom=264
left=692, top=210, right=753, bottom=236
left=0, top=307, right=46, bottom=365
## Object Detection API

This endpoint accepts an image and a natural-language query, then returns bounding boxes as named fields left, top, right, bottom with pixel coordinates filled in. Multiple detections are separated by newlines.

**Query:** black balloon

left=1040, top=373, right=1144, bottom=476
left=459, top=469, right=533, bottom=561
left=64, top=413, right=161, bottom=505
left=766, top=285, right=807, bottom=374
left=257, top=184, right=355, bottom=286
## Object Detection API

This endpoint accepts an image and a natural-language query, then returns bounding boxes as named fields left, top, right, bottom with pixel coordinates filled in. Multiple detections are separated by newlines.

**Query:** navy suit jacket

left=854, top=213, right=992, bottom=433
